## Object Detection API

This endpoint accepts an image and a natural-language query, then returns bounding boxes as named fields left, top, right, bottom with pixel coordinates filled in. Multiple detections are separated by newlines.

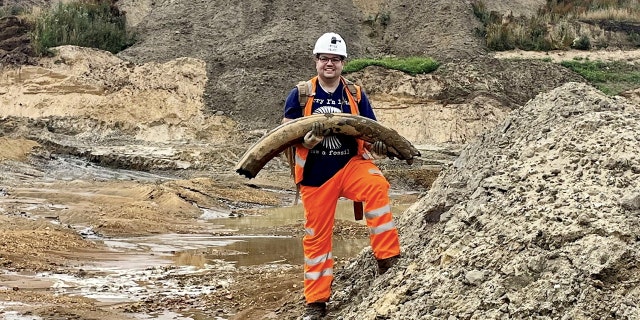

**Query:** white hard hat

left=313, top=32, right=347, bottom=57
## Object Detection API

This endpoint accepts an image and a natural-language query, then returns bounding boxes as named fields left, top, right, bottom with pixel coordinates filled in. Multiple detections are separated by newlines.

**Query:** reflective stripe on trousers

left=300, top=157, right=400, bottom=303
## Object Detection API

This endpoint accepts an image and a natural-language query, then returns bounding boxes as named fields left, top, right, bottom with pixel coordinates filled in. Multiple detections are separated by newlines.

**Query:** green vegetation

left=473, top=0, right=640, bottom=95
left=572, top=34, right=591, bottom=50
left=30, top=1, right=135, bottom=56
left=561, top=60, right=640, bottom=95
left=0, top=4, right=28, bottom=18
left=344, top=57, right=440, bottom=76
left=472, top=0, right=640, bottom=51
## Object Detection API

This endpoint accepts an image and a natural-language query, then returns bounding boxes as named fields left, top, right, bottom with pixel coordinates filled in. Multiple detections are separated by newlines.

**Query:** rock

left=464, top=270, right=485, bottom=286
left=620, top=193, right=640, bottom=210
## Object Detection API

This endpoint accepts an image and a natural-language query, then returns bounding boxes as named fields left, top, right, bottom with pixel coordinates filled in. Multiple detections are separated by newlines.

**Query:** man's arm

left=283, top=87, right=323, bottom=149
left=284, top=87, right=303, bottom=121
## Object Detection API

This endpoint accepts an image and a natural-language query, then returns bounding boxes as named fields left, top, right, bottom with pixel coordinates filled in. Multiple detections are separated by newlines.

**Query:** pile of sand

left=335, top=82, right=640, bottom=319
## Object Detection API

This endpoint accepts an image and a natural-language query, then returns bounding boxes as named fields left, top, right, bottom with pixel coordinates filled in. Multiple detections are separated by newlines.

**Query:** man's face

left=315, top=54, right=344, bottom=80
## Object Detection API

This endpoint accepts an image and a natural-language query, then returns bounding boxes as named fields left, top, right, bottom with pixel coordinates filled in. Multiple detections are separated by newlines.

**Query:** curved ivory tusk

left=235, top=114, right=421, bottom=179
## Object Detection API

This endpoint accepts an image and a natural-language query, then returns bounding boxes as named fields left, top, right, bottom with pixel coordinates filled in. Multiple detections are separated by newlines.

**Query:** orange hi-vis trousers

left=299, top=157, right=401, bottom=303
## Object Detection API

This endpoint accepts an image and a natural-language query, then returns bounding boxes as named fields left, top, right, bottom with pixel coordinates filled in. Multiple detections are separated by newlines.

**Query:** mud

left=2, top=0, right=640, bottom=319
left=0, top=140, right=423, bottom=319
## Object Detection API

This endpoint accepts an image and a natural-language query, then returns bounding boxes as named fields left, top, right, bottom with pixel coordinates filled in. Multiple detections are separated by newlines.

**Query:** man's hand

left=302, top=121, right=325, bottom=149
left=371, top=141, right=387, bottom=157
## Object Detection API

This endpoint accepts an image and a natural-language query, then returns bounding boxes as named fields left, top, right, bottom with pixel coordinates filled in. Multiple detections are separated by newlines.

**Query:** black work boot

left=377, top=254, right=400, bottom=275
left=300, top=302, right=327, bottom=320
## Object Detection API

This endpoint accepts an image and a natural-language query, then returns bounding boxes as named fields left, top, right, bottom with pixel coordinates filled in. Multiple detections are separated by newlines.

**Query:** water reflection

left=172, top=251, right=207, bottom=268
left=95, top=199, right=408, bottom=268
left=208, top=236, right=369, bottom=266
left=201, top=200, right=395, bottom=266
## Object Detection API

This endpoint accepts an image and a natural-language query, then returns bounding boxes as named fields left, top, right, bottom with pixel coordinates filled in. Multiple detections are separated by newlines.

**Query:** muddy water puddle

left=1, top=201, right=375, bottom=319
left=1, top=156, right=416, bottom=319
left=202, top=202, right=374, bottom=266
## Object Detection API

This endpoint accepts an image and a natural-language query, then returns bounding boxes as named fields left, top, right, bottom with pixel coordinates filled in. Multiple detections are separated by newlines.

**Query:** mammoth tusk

left=235, top=113, right=421, bottom=179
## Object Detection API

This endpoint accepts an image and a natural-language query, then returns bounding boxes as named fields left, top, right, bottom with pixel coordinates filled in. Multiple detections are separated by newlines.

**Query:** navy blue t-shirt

left=284, top=81, right=377, bottom=187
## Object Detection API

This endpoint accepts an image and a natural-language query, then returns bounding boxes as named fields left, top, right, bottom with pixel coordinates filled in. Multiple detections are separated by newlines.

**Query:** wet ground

left=0, top=153, right=420, bottom=320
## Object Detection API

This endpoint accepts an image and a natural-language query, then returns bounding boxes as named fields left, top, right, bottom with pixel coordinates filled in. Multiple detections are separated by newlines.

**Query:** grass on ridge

left=344, top=56, right=440, bottom=76
left=561, top=59, right=640, bottom=95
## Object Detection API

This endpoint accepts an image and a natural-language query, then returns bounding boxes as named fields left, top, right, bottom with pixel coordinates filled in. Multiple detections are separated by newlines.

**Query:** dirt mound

left=115, top=0, right=490, bottom=131
left=0, top=45, right=248, bottom=174
left=0, top=16, right=36, bottom=65
left=332, top=82, right=640, bottom=319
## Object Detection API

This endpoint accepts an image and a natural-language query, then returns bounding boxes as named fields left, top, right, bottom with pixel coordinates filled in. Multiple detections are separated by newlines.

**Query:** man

left=282, top=32, right=401, bottom=319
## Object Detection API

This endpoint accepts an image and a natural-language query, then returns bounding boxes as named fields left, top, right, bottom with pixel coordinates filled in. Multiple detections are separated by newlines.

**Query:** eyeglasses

left=317, top=56, right=344, bottom=64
